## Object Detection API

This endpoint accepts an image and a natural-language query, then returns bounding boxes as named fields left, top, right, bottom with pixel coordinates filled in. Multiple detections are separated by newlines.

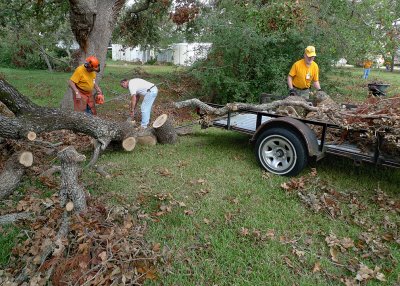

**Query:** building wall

left=172, top=43, right=212, bottom=66
left=112, top=43, right=212, bottom=66
left=111, top=44, right=154, bottom=63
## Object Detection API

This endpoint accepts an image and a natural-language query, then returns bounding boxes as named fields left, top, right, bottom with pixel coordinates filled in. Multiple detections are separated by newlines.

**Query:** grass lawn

left=0, top=63, right=399, bottom=285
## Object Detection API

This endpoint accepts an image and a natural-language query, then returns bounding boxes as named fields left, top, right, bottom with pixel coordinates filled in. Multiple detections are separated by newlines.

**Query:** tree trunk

left=61, top=0, right=126, bottom=109
left=39, top=45, right=53, bottom=72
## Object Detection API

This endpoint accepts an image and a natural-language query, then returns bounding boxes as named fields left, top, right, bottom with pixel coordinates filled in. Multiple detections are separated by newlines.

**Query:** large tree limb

left=0, top=79, right=138, bottom=150
left=58, top=146, right=87, bottom=213
left=173, top=97, right=322, bottom=116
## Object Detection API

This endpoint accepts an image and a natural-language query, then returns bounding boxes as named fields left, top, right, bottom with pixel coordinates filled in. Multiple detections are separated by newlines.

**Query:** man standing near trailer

left=287, top=46, right=321, bottom=99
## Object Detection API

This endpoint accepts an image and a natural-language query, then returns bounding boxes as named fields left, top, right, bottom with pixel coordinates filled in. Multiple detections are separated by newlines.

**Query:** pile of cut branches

left=0, top=194, right=162, bottom=285
left=328, top=95, right=400, bottom=150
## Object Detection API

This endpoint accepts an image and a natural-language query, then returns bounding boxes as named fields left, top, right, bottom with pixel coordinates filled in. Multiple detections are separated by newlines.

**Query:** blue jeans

left=363, top=68, right=370, bottom=79
left=85, top=104, right=93, bottom=115
left=140, top=87, right=158, bottom=128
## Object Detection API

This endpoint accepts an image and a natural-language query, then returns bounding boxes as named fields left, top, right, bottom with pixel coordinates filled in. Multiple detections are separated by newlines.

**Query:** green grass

left=1, top=64, right=399, bottom=285
left=0, top=225, right=20, bottom=266
left=90, top=128, right=400, bottom=285
left=0, top=61, right=177, bottom=107
left=325, top=67, right=400, bottom=102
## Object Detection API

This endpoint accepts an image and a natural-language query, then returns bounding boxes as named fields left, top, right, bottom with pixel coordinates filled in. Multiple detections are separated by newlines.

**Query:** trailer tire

left=255, top=128, right=308, bottom=176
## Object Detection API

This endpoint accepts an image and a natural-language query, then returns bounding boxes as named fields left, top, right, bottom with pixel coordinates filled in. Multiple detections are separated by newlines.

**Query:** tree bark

left=0, top=79, right=140, bottom=150
left=173, top=97, right=321, bottom=116
left=153, top=114, right=178, bottom=144
left=0, top=212, right=32, bottom=225
left=58, top=146, right=87, bottom=213
left=61, top=0, right=126, bottom=109
left=0, top=151, right=33, bottom=200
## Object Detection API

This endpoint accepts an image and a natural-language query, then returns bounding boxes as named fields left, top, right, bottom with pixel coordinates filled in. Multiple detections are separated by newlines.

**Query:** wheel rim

left=259, top=135, right=297, bottom=174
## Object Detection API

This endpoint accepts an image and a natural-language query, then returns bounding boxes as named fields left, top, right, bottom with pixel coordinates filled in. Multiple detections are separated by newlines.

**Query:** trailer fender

left=251, top=117, right=319, bottom=157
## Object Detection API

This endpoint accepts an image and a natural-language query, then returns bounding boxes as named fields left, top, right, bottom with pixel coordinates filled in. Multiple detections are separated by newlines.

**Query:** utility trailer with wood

left=202, top=103, right=400, bottom=176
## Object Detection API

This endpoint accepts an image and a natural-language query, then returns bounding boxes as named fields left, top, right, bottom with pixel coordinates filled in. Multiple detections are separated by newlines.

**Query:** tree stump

left=58, top=146, right=87, bottom=213
left=152, top=114, right=178, bottom=144
left=0, top=151, right=33, bottom=200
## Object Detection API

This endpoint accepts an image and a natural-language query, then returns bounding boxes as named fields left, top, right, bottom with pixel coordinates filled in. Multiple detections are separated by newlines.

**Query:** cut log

left=65, top=201, right=74, bottom=212
left=153, top=114, right=178, bottom=144
left=0, top=151, right=33, bottom=200
left=27, top=131, right=37, bottom=141
left=58, top=146, right=87, bottom=213
left=122, top=136, right=136, bottom=151
left=19, top=151, right=33, bottom=167
left=136, top=134, right=157, bottom=146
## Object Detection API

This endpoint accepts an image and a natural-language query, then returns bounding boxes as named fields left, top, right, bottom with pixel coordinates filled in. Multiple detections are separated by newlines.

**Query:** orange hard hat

left=95, top=93, right=104, bottom=105
left=85, top=56, right=100, bottom=71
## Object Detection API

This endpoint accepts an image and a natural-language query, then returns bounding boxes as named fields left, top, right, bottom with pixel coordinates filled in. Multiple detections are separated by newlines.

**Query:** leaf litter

left=0, top=192, right=164, bottom=285
left=278, top=168, right=399, bottom=284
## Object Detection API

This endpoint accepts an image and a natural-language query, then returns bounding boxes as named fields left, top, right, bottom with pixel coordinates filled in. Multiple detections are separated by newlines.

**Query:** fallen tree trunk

left=0, top=79, right=139, bottom=151
left=0, top=151, right=33, bottom=200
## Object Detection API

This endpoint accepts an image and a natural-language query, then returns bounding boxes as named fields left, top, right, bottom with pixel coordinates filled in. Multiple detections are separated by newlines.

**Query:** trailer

left=203, top=103, right=400, bottom=176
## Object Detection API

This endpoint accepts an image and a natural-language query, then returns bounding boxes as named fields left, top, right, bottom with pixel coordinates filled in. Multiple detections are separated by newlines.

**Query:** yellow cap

left=305, top=46, right=316, bottom=57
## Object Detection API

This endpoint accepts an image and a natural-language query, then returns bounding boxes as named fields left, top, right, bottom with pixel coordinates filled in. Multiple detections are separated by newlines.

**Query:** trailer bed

left=212, top=112, right=400, bottom=168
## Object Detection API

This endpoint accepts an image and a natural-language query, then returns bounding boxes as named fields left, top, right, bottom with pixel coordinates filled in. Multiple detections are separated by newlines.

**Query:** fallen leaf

left=240, top=227, right=249, bottom=236
left=184, top=210, right=194, bottom=215
left=98, top=251, right=107, bottom=262
left=340, top=237, right=354, bottom=249
left=312, top=261, right=321, bottom=273
left=330, top=247, right=339, bottom=262
left=152, top=243, right=161, bottom=252
left=265, top=229, right=275, bottom=239
left=355, top=263, right=374, bottom=281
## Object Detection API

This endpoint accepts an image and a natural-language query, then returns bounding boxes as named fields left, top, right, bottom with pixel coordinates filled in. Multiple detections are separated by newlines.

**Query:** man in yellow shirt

left=287, top=46, right=321, bottom=99
left=68, top=56, right=104, bottom=115
left=363, top=59, right=373, bottom=79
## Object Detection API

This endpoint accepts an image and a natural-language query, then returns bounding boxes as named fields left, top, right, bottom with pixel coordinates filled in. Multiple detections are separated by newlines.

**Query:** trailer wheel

left=255, top=128, right=308, bottom=176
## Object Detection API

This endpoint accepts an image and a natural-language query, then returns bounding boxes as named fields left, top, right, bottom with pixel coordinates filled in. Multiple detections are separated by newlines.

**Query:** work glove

left=289, top=89, right=297, bottom=96
left=95, top=93, right=105, bottom=104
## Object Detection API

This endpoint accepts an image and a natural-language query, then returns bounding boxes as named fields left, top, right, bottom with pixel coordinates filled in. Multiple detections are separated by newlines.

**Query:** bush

left=189, top=1, right=313, bottom=104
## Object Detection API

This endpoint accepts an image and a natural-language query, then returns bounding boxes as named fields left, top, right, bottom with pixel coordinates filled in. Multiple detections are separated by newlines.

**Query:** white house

left=112, top=42, right=212, bottom=66
left=111, top=44, right=154, bottom=63
left=170, top=42, right=212, bottom=66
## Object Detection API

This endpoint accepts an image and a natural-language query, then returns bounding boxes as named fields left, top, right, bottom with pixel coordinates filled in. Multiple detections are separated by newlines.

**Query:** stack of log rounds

left=152, top=114, right=178, bottom=144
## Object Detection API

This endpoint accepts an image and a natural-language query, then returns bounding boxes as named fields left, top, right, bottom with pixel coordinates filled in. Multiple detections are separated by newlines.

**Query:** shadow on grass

left=312, top=154, right=400, bottom=194
left=189, top=129, right=253, bottom=152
